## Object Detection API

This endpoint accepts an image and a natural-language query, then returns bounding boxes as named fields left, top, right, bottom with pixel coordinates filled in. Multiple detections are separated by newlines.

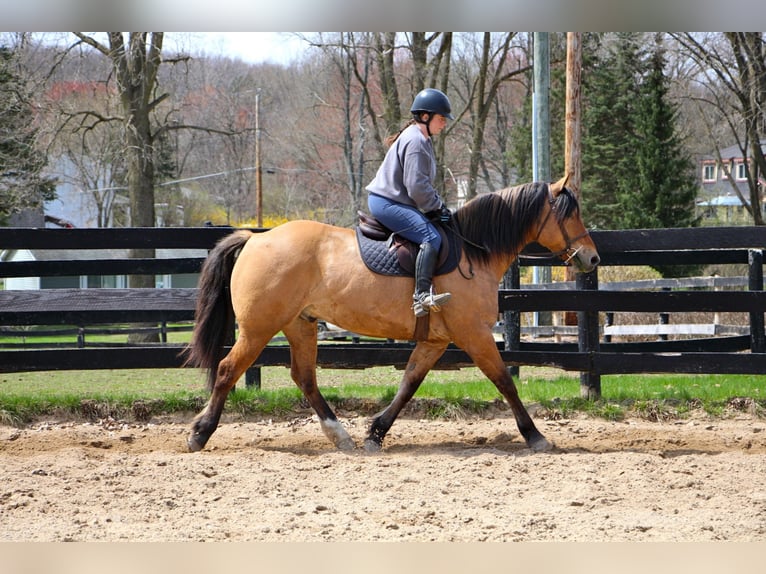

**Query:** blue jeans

left=367, top=193, right=441, bottom=251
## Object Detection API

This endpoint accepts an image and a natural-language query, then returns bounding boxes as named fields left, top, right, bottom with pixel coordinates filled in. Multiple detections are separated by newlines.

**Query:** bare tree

left=67, top=33, right=168, bottom=342
left=294, top=32, right=461, bottom=214
left=332, top=32, right=374, bottom=215
left=71, top=33, right=167, bottom=229
left=61, top=124, right=126, bottom=227
left=374, top=32, right=401, bottom=137
left=452, top=33, right=529, bottom=199
left=673, top=32, right=766, bottom=225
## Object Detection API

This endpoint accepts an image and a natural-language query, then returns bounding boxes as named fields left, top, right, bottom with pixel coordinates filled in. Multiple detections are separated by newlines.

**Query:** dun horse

left=184, top=176, right=600, bottom=453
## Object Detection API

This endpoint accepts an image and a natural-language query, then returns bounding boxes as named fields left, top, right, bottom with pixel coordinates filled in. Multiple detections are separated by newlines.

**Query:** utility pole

left=533, top=32, right=551, bottom=326
left=564, top=32, right=583, bottom=325
left=254, top=89, right=263, bottom=228
left=565, top=32, right=582, bottom=197
left=533, top=33, right=551, bottom=184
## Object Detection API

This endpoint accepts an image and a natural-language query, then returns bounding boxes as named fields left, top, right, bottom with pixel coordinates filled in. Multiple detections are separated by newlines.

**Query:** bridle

left=524, top=187, right=591, bottom=266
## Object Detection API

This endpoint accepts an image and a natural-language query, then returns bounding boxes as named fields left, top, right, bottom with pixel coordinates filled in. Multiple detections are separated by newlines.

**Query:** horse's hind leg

left=364, top=341, right=447, bottom=452
left=188, top=334, right=267, bottom=452
left=283, top=318, right=355, bottom=451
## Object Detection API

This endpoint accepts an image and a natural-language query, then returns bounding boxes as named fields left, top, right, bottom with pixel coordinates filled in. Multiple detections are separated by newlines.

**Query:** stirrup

left=412, top=288, right=452, bottom=317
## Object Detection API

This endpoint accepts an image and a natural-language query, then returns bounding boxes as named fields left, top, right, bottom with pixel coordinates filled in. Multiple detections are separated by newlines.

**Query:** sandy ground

left=2, top=410, right=766, bottom=542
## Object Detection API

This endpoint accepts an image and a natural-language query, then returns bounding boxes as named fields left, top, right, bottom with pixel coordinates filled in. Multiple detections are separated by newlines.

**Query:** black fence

left=1, top=226, right=764, bottom=398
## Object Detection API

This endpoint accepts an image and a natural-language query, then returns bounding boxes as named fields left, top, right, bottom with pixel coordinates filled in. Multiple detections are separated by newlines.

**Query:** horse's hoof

left=363, top=438, right=382, bottom=453
left=528, top=436, right=553, bottom=453
left=336, top=437, right=356, bottom=451
left=187, top=436, right=205, bottom=452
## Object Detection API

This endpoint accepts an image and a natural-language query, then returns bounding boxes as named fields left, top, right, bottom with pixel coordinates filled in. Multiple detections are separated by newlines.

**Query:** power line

left=80, top=164, right=364, bottom=194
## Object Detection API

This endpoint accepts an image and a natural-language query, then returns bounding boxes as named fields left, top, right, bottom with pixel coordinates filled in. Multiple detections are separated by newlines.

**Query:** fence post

left=245, top=367, right=262, bottom=390
left=577, top=268, right=601, bottom=399
left=749, top=249, right=765, bottom=353
left=502, top=261, right=521, bottom=377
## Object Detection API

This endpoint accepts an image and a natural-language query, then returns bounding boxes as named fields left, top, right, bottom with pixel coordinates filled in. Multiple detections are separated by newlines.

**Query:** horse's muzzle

left=568, top=245, right=600, bottom=273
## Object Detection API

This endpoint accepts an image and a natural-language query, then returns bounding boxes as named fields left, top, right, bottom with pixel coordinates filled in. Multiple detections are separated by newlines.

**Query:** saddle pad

left=355, top=226, right=461, bottom=277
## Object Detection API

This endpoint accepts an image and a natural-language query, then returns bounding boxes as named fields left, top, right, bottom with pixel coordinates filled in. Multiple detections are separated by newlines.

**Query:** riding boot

left=412, top=242, right=451, bottom=317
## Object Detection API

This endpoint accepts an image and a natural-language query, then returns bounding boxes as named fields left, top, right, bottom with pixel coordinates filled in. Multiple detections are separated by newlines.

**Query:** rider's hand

left=439, top=205, right=452, bottom=222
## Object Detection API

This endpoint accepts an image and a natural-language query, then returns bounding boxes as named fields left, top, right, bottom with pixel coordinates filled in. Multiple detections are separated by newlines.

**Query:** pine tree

left=582, top=34, right=698, bottom=241
left=0, top=45, right=56, bottom=224
left=507, top=90, right=534, bottom=183
left=581, top=33, right=643, bottom=229
left=624, top=35, right=698, bottom=231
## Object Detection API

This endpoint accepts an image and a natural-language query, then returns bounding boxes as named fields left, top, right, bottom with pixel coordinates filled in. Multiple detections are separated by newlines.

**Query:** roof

left=702, top=140, right=766, bottom=161
left=697, top=195, right=749, bottom=207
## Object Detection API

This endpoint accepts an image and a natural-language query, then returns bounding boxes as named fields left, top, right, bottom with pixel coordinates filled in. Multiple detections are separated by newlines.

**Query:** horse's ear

left=549, top=173, right=570, bottom=196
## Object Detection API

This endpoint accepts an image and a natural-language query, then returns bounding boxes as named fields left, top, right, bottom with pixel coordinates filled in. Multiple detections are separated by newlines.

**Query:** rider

left=365, top=88, right=454, bottom=318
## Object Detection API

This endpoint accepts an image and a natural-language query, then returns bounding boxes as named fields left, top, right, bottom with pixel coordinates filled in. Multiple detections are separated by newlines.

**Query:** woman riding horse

left=366, top=88, right=454, bottom=318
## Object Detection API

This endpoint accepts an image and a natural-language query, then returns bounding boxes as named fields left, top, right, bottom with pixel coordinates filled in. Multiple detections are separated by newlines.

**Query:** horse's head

left=533, top=174, right=600, bottom=273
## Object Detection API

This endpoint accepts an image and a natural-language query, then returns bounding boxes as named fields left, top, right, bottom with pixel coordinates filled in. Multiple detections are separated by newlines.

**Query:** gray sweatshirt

left=365, top=124, right=444, bottom=213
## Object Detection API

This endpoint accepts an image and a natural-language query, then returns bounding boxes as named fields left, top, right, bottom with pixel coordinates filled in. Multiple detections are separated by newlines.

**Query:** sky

left=22, top=32, right=310, bottom=67
left=169, top=32, right=309, bottom=66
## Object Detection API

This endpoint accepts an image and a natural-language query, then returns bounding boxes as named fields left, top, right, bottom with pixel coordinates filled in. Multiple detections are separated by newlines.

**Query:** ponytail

left=384, top=118, right=417, bottom=148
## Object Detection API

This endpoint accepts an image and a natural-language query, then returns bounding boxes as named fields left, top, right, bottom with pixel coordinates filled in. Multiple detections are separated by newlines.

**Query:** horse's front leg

left=364, top=340, right=447, bottom=452
left=461, top=330, right=552, bottom=453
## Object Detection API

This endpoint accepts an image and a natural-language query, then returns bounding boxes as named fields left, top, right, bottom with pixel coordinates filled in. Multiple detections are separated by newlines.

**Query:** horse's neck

left=492, top=232, right=537, bottom=281
left=488, top=253, right=518, bottom=283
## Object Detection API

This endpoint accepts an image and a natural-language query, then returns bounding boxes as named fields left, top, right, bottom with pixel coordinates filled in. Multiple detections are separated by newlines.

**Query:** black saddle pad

left=355, top=226, right=461, bottom=277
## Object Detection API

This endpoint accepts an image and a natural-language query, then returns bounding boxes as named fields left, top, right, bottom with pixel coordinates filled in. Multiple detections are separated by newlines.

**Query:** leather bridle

left=525, top=187, right=591, bottom=265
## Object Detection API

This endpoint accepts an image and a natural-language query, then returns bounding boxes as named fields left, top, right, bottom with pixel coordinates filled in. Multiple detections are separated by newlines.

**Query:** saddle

left=356, top=211, right=462, bottom=342
left=355, top=211, right=461, bottom=277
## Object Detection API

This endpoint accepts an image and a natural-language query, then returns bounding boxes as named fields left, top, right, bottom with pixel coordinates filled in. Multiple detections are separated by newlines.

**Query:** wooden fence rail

left=1, top=226, right=765, bottom=398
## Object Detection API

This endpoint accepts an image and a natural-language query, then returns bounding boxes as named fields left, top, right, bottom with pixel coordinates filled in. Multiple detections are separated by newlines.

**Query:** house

left=698, top=140, right=766, bottom=224
left=0, top=247, right=206, bottom=291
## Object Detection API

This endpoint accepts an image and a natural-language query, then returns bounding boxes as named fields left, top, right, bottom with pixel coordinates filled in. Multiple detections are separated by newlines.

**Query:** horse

left=183, top=175, right=600, bottom=453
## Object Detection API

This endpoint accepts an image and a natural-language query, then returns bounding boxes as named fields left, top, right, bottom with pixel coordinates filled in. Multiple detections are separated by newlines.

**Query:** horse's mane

left=453, top=181, right=580, bottom=266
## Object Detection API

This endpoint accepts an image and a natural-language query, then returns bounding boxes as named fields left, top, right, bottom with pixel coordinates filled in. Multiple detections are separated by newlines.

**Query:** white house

left=0, top=248, right=206, bottom=291
left=698, top=140, right=766, bottom=224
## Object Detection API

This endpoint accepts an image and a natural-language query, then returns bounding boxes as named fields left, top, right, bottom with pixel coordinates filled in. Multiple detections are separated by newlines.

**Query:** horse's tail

left=182, top=229, right=253, bottom=390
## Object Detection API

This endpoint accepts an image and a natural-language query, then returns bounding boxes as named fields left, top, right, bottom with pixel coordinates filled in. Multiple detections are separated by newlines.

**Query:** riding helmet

left=410, top=88, right=454, bottom=120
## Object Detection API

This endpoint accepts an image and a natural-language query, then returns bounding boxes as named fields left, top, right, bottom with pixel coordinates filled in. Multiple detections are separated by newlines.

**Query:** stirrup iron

left=412, top=287, right=451, bottom=317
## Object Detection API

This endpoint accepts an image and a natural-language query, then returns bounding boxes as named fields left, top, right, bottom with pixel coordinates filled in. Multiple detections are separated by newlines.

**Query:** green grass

left=0, top=367, right=764, bottom=426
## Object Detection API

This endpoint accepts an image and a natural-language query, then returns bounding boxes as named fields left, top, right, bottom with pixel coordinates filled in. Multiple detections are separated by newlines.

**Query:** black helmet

left=410, top=88, right=454, bottom=120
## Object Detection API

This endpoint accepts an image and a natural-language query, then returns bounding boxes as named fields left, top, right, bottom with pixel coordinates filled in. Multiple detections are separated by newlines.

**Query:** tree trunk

left=112, top=33, right=161, bottom=340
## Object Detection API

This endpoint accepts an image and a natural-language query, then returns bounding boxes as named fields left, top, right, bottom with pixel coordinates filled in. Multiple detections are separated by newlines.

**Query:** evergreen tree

left=581, top=33, right=643, bottom=229
left=507, top=90, right=534, bottom=183
left=582, top=34, right=698, bottom=232
left=621, top=35, right=698, bottom=231
left=0, top=45, right=56, bottom=224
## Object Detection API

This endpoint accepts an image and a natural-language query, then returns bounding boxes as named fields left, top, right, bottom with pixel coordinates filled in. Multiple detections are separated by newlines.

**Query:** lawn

left=1, top=365, right=764, bottom=425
